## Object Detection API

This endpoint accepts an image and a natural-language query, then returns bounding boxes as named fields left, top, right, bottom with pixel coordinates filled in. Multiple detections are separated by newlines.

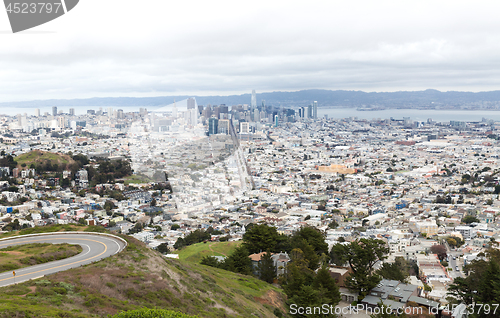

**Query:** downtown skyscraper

left=251, top=90, right=257, bottom=109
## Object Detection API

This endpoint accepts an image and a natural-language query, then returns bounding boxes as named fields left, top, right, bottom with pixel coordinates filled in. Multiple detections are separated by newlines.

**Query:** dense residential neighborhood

left=1, top=102, right=500, bottom=317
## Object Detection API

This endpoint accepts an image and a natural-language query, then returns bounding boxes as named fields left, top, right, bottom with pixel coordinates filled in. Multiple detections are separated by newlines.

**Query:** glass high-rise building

left=251, top=90, right=257, bottom=109
left=313, top=101, right=318, bottom=119
left=208, top=117, right=218, bottom=135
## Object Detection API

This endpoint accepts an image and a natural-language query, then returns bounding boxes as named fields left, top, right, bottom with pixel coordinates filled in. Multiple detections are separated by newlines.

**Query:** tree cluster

left=200, top=246, right=253, bottom=275
left=330, top=238, right=389, bottom=299
left=0, top=155, right=17, bottom=171
left=174, top=229, right=211, bottom=249
left=242, top=224, right=328, bottom=271
left=281, top=249, right=341, bottom=318
left=88, top=159, right=132, bottom=186
left=376, top=257, right=412, bottom=283
left=2, top=219, right=30, bottom=231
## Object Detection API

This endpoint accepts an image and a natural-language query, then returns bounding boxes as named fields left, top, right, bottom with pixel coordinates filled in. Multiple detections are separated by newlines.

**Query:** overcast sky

left=2, top=1, right=500, bottom=101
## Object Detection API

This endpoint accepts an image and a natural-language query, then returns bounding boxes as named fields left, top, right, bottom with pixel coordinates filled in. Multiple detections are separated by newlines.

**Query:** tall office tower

left=108, top=107, right=113, bottom=118
left=208, top=117, right=218, bottom=135
left=189, top=108, right=198, bottom=126
left=117, top=109, right=124, bottom=119
left=313, top=101, right=317, bottom=119
left=58, top=116, right=65, bottom=128
left=218, top=119, right=230, bottom=134
left=213, top=106, right=221, bottom=119
left=187, top=97, right=196, bottom=109
left=69, top=108, right=75, bottom=116
left=172, top=101, right=178, bottom=118
left=274, top=115, right=279, bottom=127
left=240, top=121, right=249, bottom=134
left=262, top=100, right=266, bottom=108
left=253, top=108, right=260, bottom=122
left=52, top=106, right=57, bottom=116
left=220, top=105, right=229, bottom=114
left=251, top=90, right=257, bottom=109
left=198, top=105, right=204, bottom=115
left=202, top=105, right=212, bottom=118
left=35, top=109, right=40, bottom=117
left=307, top=104, right=313, bottom=119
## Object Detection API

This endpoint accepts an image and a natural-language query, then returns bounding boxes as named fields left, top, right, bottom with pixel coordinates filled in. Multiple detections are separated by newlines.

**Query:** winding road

left=0, top=232, right=127, bottom=287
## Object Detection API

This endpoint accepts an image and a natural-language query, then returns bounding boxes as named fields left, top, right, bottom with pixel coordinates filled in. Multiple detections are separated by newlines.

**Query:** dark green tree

left=330, top=238, right=389, bottom=299
left=447, top=277, right=476, bottom=305
left=294, top=238, right=321, bottom=271
left=200, top=256, right=221, bottom=267
left=376, top=257, right=410, bottom=283
left=258, top=251, right=276, bottom=283
left=173, top=237, right=185, bottom=250
left=282, top=249, right=315, bottom=299
left=475, top=261, right=500, bottom=317
left=104, top=200, right=116, bottom=211
left=157, top=243, right=170, bottom=254
left=290, top=226, right=328, bottom=270
left=170, top=223, right=180, bottom=230
left=288, top=285, right=323, bottom=318
left=463, top=215, right=480, bottom=224
left=221, top=246, right=252, bottom=275
left=312, top=264, right=341, bottom=307
left=242, top=223, right=282, bottom=254
left=447, top=249, right=500, bottom=315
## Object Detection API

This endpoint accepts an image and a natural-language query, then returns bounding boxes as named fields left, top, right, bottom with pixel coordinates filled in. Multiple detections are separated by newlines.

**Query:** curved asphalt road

left=0, top=233, right=126, bottom=287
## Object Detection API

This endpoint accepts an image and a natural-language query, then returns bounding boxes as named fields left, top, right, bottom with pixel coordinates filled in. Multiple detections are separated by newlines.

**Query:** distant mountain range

left=4, top=89, right=500, bottom=109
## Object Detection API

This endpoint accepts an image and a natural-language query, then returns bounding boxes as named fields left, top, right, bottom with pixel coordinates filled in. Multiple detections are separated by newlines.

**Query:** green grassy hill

left=176, top=241, right=242, bottom=263
left=0, top=231, right=286, bottom=318
left=14, top=150, right=76, bottom=169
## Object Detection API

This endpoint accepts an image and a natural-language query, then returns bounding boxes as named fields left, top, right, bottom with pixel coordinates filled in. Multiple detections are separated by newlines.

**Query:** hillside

left=0, top=243, right=82, bottom=273
left=0, top=231, right=286, bottom=318
left=14, top=150, right=77, bottom=170
left=177, top=241, right=242, bottom=263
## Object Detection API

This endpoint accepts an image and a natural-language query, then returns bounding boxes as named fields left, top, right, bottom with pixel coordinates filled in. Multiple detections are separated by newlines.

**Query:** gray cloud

left=2, top=1, right=500, bottom=101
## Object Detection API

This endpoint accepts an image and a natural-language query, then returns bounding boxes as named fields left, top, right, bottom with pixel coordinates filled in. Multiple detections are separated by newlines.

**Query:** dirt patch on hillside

left=255, top=289, right=287, bottom=312
left=19, top=286, right=36, bottom=297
